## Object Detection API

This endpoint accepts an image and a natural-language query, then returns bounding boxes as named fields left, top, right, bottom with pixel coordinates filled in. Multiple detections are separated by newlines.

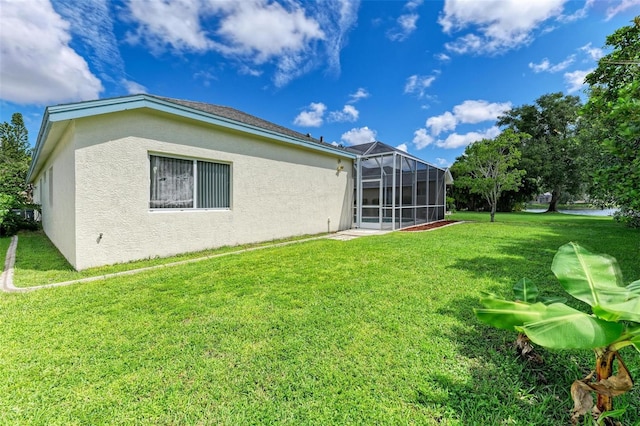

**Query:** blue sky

left=1, top=0, right=639, bottom=168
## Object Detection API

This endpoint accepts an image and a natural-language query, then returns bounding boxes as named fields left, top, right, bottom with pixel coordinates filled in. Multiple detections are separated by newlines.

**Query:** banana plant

left=475, top=242, right=639, bottom=425
left=495, top=278, right=567, bottom=361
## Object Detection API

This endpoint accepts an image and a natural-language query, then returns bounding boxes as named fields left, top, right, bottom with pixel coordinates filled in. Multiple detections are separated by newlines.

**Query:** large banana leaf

left=475, top=299, right=546, bottom=330
left=513, top=278, right=538, bottom=303
left=593, top=298, right=640, bottom=323
left=628, top=279, right=640, bottom=295
left=551, top=243, right=638, bottom=322
left=627, top=326, right=640, bottom=353
left=538, top=295, right=568, bottom=304
left=516, top=303, right=624, bottom=350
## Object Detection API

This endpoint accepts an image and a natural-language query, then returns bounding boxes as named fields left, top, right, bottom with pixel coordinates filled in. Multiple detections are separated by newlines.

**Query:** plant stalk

left=595, top=348, right=616, bottom=414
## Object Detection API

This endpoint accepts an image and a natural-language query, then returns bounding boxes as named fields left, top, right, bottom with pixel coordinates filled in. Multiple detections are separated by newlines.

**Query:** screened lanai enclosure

left=349, top=142, right=452, bottom=230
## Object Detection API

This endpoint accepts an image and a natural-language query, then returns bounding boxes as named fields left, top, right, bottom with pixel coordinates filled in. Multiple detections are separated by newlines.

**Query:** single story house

left=28, top=94, right=449, bottom=270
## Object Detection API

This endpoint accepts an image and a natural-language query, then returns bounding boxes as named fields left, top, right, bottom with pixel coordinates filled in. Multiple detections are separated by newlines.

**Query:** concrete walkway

left=326, top=229, right=391, bottom=241
left=1, top=229, right=390, bottom=293
left=1, top=236, right=20, bottom=292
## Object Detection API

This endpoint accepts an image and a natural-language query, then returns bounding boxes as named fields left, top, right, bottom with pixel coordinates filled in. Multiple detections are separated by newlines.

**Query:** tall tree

left=582, top=16, right=640, bottom=227
left=453, top=129, right=526, bottom=222
left=498, top=93, right=583, bottom=212
left=0, top=112, right=31, bottom=203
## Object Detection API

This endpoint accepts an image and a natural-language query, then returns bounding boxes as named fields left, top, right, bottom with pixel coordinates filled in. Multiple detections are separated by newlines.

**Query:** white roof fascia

left=28, top=95, right=355, bottom=182
left=26, top=108, right=52, bottom=182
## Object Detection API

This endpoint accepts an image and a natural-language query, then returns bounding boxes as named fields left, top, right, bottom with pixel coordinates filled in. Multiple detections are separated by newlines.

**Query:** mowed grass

left=0, top=236, right=10, bottom=272
left=11, top=231, right=323, bottom=287
left=1, top=212, right=639, bottom=425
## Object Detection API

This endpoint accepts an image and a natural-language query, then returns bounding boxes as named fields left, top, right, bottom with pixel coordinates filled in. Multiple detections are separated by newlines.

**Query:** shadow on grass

left=450, top=219, right=638, bottom=291
left=432, top=221, right=640, bottom=424
left=425, top=292, right=640, bottom=425
left=423, top=315, right=577, bottom=424
left=14, top=231, right=74, bottom=272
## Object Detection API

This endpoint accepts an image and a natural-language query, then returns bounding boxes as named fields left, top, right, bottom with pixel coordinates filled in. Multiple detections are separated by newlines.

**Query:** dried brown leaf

left=515, top=333, right=543, bottom=363
left=571, top=379, right=594, bottom=424
left=589, top=358, right=634, bottom=397
left=570, top=355, right=635, bottom=425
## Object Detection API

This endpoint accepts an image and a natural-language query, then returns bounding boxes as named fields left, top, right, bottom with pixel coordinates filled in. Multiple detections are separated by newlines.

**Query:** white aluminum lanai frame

left=351, top=142, right=452, bottom=230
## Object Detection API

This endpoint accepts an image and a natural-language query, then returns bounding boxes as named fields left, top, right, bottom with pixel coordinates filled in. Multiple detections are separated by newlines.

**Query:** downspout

left=355, top=156, right=362, bottom=229
left=391, top=152, right=397, bottom=230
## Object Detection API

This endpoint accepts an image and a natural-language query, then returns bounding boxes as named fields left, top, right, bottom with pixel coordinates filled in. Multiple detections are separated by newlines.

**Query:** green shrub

left=0, top=195, right=40, bottom=236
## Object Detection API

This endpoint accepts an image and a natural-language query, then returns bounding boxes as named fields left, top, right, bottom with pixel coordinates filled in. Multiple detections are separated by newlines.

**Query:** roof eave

left=26, top=108, right=52, bottom=182
left=27, top=95, right=356, bottom=182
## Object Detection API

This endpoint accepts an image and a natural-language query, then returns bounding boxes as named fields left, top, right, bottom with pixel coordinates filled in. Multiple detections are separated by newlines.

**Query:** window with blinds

left=150, top=155, right=230, bottom=209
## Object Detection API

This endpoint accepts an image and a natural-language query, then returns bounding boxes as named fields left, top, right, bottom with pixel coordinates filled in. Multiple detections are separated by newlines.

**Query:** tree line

left=0, top=112, right=37, bottom=236
left=451, top=16, right=639, bottom=227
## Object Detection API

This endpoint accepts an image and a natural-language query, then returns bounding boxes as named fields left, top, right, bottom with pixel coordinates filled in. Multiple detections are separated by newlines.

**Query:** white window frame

left=149, top=153, right=231, bottom=210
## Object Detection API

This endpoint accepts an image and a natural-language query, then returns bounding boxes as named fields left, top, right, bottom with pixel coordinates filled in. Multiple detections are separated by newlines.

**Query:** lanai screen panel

left=359, top=156, right=385, bottom=226
left=353, top=143, right=447, bottom=230
left=427, top=166, right=446, bottom=222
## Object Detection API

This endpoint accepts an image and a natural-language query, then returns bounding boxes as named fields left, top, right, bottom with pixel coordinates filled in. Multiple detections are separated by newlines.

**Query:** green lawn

left=10, top=231, right=322, bottom=287
left=1, top=212, right=639, bottom=425
left=0, top=236, right=10, bottom=273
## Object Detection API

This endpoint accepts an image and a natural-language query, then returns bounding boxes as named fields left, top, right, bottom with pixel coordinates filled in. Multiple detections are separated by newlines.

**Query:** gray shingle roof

left=154, top=95, right=342, bottom=152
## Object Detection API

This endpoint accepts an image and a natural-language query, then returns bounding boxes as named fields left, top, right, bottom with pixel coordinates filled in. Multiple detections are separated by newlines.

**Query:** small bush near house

left=0, top=195, right=40, bottom=237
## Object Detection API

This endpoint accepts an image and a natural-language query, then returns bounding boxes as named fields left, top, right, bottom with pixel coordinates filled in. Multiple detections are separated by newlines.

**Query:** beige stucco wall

left=32, top=123, right=77, bottom=266
left=70, top=109, right=353, bottom=270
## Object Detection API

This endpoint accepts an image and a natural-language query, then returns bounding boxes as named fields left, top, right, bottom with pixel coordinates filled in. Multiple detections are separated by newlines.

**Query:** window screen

left=150, top=155, right=230, bottom=209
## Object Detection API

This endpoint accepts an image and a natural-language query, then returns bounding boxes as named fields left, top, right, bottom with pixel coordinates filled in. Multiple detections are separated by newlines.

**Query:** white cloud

left=413, top=128, right=435, bottom=149
left=605, top=0, right=640, bottom=20
left=426, top=112, right=457, bottom=136
left=215, top=2, right=325, bottom=61
left=399, top=13, right=419, bottom=33
left=348, top=88, right=370, bottom=103
left=444, top=33, right=484, bottom=54
left=329, top=104, right=359, bottom=122
left=435, top=53, right=451, bottom=62
left=529, top=55, right=575, bottom=73
left=125, top=0, right=214, bottom=52
left=387, top=0, right=423, bottom=41
left=529, top=58, right=551, bottom=73
left=404, top=74, right=437, bottom=98
left=435, top=158, right=451, bottom=167
left=123, top=80, right=147, bottom=94
left=452, top=100, right=512, bottom=124
left=313, top=0, right=360, bottom=77
left=528, top=36, right=606, bottom=80
left=557, top=0, right=593, bottom=22
left=341, top=126, right=377, bottom=145
left=564, top=69, right=593, bottom=93
left=52, top=0, right=124, bottom=83
left=238, top=65, right=263, bottom=76
left=194, top=70, right=217, bottom=87
left=0, top=0, right=103, bottom=105
left=436, top=126, right=501, bottom=149
left=423, top=100, right=511, bottom=138
left=580, top=42, right=604, bottom=61
left=294, top=102, right=327, bottom=127
left=439, top=0, right=567, bottom=55
left=125, top=0, right=360, bottom=87
left=388, top=13, right=419, bottom=41
left=396, top=143, right=408, bottom=152
left=416, top=100, right=509, bottom=149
